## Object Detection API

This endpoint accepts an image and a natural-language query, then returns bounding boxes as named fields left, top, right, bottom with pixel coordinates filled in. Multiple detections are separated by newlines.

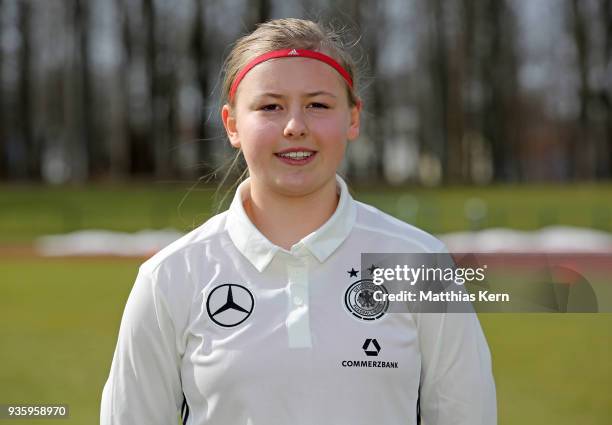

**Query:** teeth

left=279, top=151, right=313, bottom=159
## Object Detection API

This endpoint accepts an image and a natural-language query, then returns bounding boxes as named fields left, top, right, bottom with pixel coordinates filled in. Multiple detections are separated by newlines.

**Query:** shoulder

left=139, top=210, right=229, bottom=277
left=352, top=200, right=446, bottom=253
left=124, top=211, right=230, bottom=356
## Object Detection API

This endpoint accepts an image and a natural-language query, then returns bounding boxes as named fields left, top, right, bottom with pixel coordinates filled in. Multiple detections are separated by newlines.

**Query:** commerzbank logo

left=340, top=338, right=399, bottom=369
left=362, top=338, right=381, bottom=356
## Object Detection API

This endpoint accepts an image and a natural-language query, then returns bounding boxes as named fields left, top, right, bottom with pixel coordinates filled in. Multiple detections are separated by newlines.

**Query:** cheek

left=237, top=117, right=280, bottom=160
left=315, top=117, right=349, bottom=154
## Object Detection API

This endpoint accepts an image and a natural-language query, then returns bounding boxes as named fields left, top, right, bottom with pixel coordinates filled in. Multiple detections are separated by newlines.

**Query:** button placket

left=286, top=259, right=312, bottom=348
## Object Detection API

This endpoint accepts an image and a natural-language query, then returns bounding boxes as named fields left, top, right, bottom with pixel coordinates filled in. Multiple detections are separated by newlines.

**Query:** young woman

left=101, top=18, right=496, bottom=425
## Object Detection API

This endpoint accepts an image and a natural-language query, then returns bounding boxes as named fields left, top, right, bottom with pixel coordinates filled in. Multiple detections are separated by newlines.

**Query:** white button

left=293, top=296, right=303, bottom=306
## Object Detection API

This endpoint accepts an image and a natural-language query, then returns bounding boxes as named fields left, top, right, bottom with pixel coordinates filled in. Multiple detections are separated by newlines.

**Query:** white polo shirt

left=100, top=175, right=496, bottom=425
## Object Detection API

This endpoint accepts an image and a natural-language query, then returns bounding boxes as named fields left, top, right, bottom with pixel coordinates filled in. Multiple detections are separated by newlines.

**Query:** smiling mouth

left=275, top=151, right=316, bottom=159
left=274, top=150, right=318, bottom=165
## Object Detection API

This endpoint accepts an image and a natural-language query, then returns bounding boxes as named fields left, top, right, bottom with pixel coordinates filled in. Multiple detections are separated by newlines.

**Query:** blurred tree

left=569, top=0, right=593, bottom=180
left=74, top=0, right=97, bottom=179
left=458, top=0, right=477, bottom=183
left=590, top=0, right=611, bottom=179
left=109, top=0, right=132, bottom=179
left=247, top=0, right=271, bottom=31
left=424, top=0, right=450, bottom=183
left=64, top=0, right=88, bottom=182
left=190, top=0, right=213, bottom=174
left=119, top=0, right=154, bottom=176
left=445, top=0, right=468, bottom=184
left=605, top=0, right=612, bottom=178
left=566, top=0, right=612, bottom=179
left=479, top=0, right=520, bottom=182
left=144, top=0, right=178, bottom=179
left=143, top=0, right=158, bottom=176
left=0, top=0, right=608, bottom=184
left=0, top=3, right=6, bottom=180
left=18, top=0, right=37, bottom=179
left=355, top=0, right=386, bottom=183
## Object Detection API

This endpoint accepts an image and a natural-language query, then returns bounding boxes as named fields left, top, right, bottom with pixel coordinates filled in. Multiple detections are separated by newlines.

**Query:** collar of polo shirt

left=225, top=174, right=357, bottom=271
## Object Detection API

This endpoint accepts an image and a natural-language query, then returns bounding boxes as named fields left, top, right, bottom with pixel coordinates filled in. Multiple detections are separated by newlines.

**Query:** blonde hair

left=221, top=18, right=362, bottom=108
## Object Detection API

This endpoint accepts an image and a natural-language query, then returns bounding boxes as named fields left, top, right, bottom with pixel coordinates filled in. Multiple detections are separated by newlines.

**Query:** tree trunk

left=569, top=0, right=593, bottom=180
left=480, top=0, right=520, bottom=182
left=427, top=0, right=449, bottom=183
left=18, top=0, right=37, bottom=180
left=601, top=0, right=612, bottom=179
left=0, top=4, right=6, bottom=180
left=75, top=0, right=99, bottom=178
left=247, top=0, right=271, bottom=30
left=192, top=0, right=213, bottom=175
left=143, top=0, right=162, bottom=176
left=107, top=0, right=130, bottom=179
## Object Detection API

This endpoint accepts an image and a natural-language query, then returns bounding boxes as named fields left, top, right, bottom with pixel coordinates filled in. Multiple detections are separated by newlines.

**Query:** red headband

left=228, top=48, right=353, bottom=102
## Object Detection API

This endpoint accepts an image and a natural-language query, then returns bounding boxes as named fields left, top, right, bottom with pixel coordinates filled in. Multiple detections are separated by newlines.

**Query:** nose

left=283, top=110, right=308, bottom=138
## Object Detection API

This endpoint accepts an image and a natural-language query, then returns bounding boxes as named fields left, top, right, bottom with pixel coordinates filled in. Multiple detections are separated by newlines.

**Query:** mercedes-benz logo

left=206, top=284, right=254, bottom=328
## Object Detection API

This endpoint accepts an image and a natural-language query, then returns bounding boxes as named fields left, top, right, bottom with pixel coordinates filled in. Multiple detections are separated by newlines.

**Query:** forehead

left=235, top=57, right=346, bottom=99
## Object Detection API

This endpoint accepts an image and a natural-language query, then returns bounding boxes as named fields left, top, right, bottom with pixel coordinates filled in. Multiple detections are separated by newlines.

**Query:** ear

left=347, top=98, right=362, bottom=142
left=222, top=104, right=241, bottom=149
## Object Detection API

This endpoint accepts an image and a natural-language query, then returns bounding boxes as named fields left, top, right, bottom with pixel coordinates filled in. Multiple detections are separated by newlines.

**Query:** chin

left=272, top=174, right=329, bottom=198
left=274, top=181, right=315, bottom=197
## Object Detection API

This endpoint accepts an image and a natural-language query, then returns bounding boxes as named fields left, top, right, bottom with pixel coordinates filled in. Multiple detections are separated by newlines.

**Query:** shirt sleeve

left=100, top=265, right=183, bottom=425
left=416, top=310, right=497, bottom=425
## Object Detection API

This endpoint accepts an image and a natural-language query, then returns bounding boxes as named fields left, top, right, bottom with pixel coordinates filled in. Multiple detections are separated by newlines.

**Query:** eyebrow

left=254, top=91, right=337, bottom=100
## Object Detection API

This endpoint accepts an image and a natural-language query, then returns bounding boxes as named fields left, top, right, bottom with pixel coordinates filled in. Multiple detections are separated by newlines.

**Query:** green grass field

left=1, top=182, right=612, bottom=242
left=1, top=259, right=611, bottom=424
left=0, top=259, right=135, bottom=424
left=1, top=184, right=611, bottom=424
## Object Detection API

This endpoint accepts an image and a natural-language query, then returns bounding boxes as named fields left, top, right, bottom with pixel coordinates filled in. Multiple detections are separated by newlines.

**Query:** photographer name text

left=373, top=289, right=510, bottom=303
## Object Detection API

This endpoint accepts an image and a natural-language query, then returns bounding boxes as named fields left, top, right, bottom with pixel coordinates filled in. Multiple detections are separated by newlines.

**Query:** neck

left=244, top=177, right=339, bottom=250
